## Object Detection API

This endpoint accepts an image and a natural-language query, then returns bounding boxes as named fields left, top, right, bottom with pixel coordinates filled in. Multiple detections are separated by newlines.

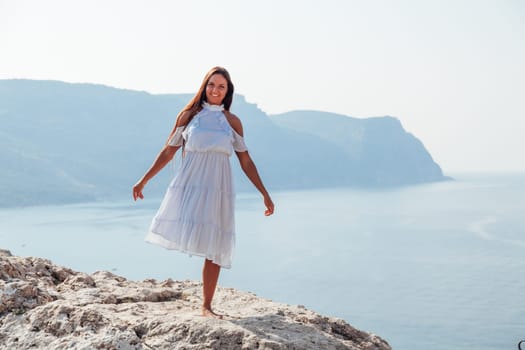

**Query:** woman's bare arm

left=235, top=150, right=274, bottom=216
left=227, top=112, right=274, bottom=216
left=133, top=145, right=179, bottom=200
left=132, top=111, right=191, bottom=200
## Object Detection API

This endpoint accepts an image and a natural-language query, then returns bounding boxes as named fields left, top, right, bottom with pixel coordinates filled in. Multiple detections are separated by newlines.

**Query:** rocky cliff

left=0, top=250, right=391, bottom=350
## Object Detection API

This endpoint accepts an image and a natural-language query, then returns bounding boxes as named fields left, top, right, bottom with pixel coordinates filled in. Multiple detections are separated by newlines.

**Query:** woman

left=132, top=67, right=274, bottom=318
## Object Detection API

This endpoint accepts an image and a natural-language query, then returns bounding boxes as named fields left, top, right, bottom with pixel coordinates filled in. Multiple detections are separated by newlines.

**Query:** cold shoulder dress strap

left=167, top=126, right=184, bottom=147
left=222, top=110, right=248, bottom=153
left=232, top=129, right=248, bottom=152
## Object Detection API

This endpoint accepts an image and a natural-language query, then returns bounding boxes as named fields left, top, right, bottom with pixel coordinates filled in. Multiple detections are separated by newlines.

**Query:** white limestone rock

left=0, top=254, right=391, bottom=350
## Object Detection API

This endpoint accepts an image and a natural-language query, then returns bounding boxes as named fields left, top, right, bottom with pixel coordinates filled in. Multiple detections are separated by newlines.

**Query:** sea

left=0, top=172, right=523, bottom=350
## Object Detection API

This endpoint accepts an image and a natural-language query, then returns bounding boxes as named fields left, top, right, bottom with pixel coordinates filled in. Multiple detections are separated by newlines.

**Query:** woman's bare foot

left=201, top=306, right=223, bottom=319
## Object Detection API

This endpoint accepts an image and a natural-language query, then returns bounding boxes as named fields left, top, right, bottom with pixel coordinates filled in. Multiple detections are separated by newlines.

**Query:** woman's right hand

left=263, top=194, right=274, bottom=216
left=132, top=180, right=146, bottom=201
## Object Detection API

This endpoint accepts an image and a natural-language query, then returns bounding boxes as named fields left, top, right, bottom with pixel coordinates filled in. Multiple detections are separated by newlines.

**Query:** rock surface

left=0, top=253, right=391, bottom=350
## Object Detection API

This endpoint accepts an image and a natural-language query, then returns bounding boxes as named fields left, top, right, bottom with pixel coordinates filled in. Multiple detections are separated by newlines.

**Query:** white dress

left=145, top=102, right=247, bottom=269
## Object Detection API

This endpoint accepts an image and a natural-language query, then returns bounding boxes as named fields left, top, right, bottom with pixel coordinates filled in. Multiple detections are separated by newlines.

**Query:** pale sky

left=1, top=0, right=524, bottom=173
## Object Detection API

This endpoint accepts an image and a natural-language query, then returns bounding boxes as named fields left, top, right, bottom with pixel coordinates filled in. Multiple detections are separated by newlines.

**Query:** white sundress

left=145, top=102, right=248, bottom=269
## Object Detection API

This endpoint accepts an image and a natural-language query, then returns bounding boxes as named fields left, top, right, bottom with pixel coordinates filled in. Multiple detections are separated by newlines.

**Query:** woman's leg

left=202, top=258, right=222, bottom=318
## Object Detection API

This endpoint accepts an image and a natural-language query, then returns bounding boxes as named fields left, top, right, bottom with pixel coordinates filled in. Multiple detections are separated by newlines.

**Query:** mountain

left=271, top=110, right=447, bottom=186
left=0, top=79, right=449, bottom=207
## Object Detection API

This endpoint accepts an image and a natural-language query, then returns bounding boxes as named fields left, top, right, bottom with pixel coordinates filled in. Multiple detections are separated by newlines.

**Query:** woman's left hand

left=264, top=195, right=274, bottom=216
left=132, top=180, right=146, bottom=201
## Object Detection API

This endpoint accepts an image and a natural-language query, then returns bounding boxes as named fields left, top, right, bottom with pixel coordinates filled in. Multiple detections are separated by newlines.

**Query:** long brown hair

left=177, top=66, right=235, bottom=124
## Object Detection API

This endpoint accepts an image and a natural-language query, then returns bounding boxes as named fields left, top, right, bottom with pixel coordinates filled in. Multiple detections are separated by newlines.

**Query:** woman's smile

left=206, top=74, right=228, bottom=105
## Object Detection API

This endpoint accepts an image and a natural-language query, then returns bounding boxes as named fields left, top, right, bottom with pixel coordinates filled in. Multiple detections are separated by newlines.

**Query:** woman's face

left=205, top=74, right=228, bottom=105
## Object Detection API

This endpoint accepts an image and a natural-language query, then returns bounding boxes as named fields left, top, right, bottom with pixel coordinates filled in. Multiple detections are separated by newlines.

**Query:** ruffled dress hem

left=144, top=230, right=232, bottom=269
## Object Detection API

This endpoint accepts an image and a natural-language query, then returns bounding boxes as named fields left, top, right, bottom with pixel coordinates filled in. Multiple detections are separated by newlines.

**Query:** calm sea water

left=1, top=173, right=524, bottom=350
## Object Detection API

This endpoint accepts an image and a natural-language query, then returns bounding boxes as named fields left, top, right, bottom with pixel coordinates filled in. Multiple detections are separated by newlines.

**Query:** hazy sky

left=1, top=0, right=524, bottom=173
